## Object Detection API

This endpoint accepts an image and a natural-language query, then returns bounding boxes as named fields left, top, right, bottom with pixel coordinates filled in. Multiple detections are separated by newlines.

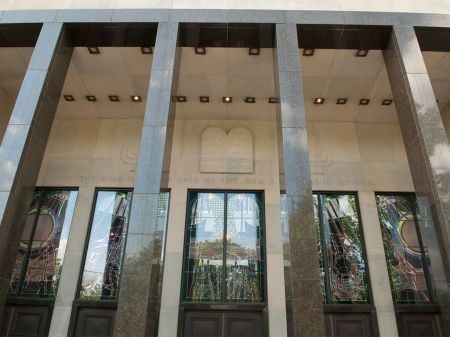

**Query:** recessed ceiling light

left=382, top=99, right=393, bottom=106
left=199, top=96, right=209, bottom=103
left=356, top=49, right=369, bottom=57
left=268, top=97, right=279, bottom=104
left=63, top=95, right=74, bottom=101
left=86, top=95, right=97, bottom=102
left=244, top=97, right=256, bottom=103
left=336, top=98, right=347, bottom=105
left=141, top=47, right=153, bottom=54
left=176, top=96, right=187, bottom=102
left=303, top=48, right=315, bottom=56
left=223, top=96, right=232, bottom=103
left=249, top=47, right=260, bottom=56
left=108, top=95, right=120, bottom=102
left=195, top=47, right=206, bottom=55
left=359, top=98, right=370, bottom=105
left=88, top=46, right=100, bottom=54
left=314, top=98, right=325, bottom=104
left=131, top=95, right=142, bottom=102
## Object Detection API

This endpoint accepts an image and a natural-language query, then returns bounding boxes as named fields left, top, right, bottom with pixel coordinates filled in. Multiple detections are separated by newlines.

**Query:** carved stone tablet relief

left=200, top=126, right=254, bottom=173
left=200, top=127, right=227, bottom=173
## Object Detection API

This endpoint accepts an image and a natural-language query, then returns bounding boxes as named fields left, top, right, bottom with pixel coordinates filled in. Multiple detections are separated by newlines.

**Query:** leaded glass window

left=9, top=188, right=78, bottom=297
left=183, top=191, right=264, bottom=303
left=79, top=190, right=132, bottom=300
left=376, top=194, right=435, bottom=304
left=79, top=190, right=170, bottom=300
left=314, top=193, right=370, bottom=304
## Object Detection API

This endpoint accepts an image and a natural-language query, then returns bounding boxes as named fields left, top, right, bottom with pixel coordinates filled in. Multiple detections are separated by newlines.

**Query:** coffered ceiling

left=0, top=46, right=448, bottom=124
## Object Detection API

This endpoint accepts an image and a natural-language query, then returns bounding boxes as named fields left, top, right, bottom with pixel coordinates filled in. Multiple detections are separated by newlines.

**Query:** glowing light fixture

left=314, top=97, right=325, bottom=104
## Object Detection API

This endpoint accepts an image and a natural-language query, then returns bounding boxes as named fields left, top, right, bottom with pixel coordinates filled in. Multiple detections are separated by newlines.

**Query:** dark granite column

left=384, top=26, right=450, bottom=333
left=275, top=23, right=325, bottom=337
left=114, top=22, right=179, bottom=337
left=0, top=22, right=72, bottom=313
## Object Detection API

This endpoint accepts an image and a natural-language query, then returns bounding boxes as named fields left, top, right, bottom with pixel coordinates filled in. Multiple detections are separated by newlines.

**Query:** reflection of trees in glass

left=314, top=193, right=369, bottom=303
left=184, top=192, right=264, bottom=303
left=9, top=189, right=77, bottom=297
left=376, top=194, right=433, bottom=304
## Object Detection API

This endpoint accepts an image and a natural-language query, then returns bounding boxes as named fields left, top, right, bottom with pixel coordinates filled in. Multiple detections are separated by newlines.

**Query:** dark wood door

left=398, top=313, right=442, bottom=337
left=74, top=308, right=116, bottom=337
left=325, top=313, right=373, bottom=337
left=0, top=305, right=51, bottom=337
left=184, top=311, right=261, bottom=337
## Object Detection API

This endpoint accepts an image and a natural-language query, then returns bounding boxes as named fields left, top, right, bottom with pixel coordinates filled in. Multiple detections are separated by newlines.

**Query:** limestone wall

left=0, top=0, right=449, bottom=14
left=36, top=115, right=413, bottom=336
left=0, top=87, right=13, bottom=143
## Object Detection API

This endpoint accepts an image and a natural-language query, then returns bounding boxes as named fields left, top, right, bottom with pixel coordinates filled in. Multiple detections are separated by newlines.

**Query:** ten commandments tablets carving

left=200, top=126, right=253, bottom=173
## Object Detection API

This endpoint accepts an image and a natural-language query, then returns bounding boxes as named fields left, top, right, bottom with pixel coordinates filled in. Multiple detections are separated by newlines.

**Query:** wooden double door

left=0, top=304, right=51, bottom=337
left=184, top=311, right=262, bottom=337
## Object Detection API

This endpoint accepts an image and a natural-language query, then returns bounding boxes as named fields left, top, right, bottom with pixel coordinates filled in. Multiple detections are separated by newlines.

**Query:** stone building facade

left=0, top=2, right=449, bottom=337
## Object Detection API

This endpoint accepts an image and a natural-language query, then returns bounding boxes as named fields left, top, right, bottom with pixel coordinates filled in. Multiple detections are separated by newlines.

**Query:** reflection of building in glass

left=102, top=206, right=125, bottom=297
left=185, top=192, right=264, bottom=303
left=79, top=191, right=132, bottom=300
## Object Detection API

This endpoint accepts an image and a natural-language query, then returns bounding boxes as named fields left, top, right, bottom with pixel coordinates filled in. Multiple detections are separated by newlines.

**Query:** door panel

left=325, top=313, right=373, bottom=337
left=185, top=312, right=221, bottom=337
left=74, top=308, right=116, bottom=337
left=184, top=311, right=261, bottom=337
left=398, top=313, right=441, bottom=337
left=0, top=305, right=51, bottom=337
left=224, top=313, right=261, bottom=337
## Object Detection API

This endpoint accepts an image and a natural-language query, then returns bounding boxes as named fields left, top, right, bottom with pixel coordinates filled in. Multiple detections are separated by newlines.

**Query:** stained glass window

left=183, top=191, right=264, bottom=303
left=156, top=191, right=170, bottom=262
left=376, top=194, right=435, bottom=304
left=313, top=194, right=327, bottom=301
left=79, top=190, right=132, bottom=300
left=79, top=190, right=170, bottom=300
left=9, top=188, right=78, bottom=297
left=314, top=193, right=370, bottom=304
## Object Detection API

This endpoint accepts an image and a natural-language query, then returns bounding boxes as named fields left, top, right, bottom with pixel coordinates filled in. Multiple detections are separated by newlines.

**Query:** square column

left=358, top=191, right=399, bottom=337
left=48, top=186, right=95, bottom=337
left=158, top=187, right=187, bottom=337
left=384, top=25, right=450, bottom=334
left=275, top=23, right=325, bottom=337
left=114, top=22, right=180, bottom=337
left=0, top=22, right=73, bottom=313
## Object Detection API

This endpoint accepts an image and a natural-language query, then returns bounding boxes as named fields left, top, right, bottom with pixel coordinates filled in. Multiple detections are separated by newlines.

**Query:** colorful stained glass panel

left=312, top=194, right=327, bottom=300
left=314, top=193, right=369, bottom=303
left=10, top=189, right=78, bottom=297
left=376, top=194, right=433, bottom=304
